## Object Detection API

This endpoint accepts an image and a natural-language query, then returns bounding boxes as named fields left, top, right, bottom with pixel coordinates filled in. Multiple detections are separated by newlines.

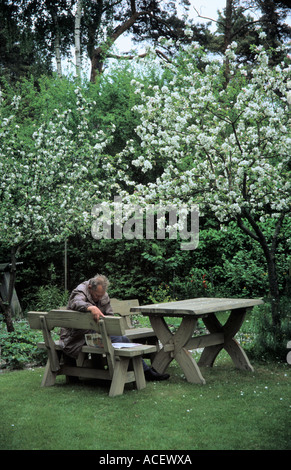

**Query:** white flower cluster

left=0, top=87, right=114, bottom=246
left=117, top=41, right=291, bottom=227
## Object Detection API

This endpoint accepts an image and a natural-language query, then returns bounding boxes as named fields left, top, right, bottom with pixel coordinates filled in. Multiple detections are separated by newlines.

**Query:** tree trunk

left=237, top=211, right=284, bottom=330
left=89, top=9, right=141, bottom=82
left=75, top=0, right=82, bottom=78
left=90, top=47, right=104, bottom=82
left=0, top=247, right=19, bottom=333
left=260, top=214, right=284, bottom=334
left=1, top=305, right=15, bottom=333
left=265, top=249, right=281, bottom=326
left=51, top=8, right=62, bottom=78
left=55, top=29, right=62, bottom=78
left=223, top=0, right=233, bottom=85
left=224, top=0, right=233, bottom=52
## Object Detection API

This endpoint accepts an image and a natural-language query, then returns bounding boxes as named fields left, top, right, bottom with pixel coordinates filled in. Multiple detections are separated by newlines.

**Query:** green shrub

left=249, top=297, right=291, bottom=362
left=32, top=285, right=69, bottom=311
left=147, top=282, right=177, bottom=304
left=0, top=321, right=48, bottom=369
left=0, top=282, right=68, bottom=370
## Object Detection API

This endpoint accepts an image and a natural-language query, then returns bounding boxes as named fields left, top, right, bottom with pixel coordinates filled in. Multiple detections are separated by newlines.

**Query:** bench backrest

left=27, top=310, right=126, bottom=380
left=28, top=309, right=125, bottom=336
left=110, top=299, right=139, bottom=328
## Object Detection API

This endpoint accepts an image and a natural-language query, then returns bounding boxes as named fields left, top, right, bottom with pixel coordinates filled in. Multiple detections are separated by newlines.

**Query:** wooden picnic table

left=130, top=297, right=264, bottom=385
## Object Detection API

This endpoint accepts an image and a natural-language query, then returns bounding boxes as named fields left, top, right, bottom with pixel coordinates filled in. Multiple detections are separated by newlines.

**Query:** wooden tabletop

left=130, top=297, right=264, bottom=317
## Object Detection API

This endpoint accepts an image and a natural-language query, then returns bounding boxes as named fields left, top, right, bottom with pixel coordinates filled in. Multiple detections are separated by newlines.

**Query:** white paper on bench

left=112, top=342, right=143, bottom=349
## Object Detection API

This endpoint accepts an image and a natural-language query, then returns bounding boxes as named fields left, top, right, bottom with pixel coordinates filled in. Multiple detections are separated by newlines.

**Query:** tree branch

left=193, top=6, right=225, bottom=28
left=237, top=215, right=259, bottom=242
left=130, top=0, right=136, bottom=15
left=230, top=19, right=262, bottom=40
left=155, top=48, right=172, bottom=63
left=271, top=212, right=285, bottom=254
left=107, top=51, right=147, bottom=60
left=239, top=209, right=271, bottom=262
left=90, top=4, right=176, bottom=80
left=147, top=10, right=179, bottom=38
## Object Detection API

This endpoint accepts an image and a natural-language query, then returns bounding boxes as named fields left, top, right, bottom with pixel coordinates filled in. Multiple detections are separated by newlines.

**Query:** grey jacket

left=59, top=281, right=113, bottom=358
left=67, top=280, right=113, bottom=315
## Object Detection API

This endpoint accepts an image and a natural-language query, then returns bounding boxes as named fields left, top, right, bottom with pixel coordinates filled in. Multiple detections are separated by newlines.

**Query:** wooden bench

left=28, top=309, right=157, bottom=397
left=110, top=298, right=159, bottom=356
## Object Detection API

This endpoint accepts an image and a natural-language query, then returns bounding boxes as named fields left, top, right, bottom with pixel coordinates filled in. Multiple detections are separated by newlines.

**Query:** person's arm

left=68, top=288, right=104, bottom=321
left=89, top=295, right=113, bottom=321
left=87, top=305, right=105, bottom=322
left=102, top=296, right=114, bottom=316
left=68, top=289, right=91, bottom=312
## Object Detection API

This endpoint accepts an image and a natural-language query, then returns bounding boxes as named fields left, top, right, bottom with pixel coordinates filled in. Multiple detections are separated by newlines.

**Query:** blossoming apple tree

left=114, top=39, right=291, bottom=330
left=0, top=87, right=113, bottom=331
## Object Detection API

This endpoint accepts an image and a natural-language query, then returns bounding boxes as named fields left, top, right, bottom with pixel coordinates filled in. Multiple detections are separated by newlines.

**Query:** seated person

left=60, top=274, right=169, bottom=381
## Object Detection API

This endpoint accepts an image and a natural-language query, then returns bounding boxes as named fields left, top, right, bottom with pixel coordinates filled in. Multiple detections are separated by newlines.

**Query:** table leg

left=175, top=348, right=206, bottom=384
left=198, top=308, right=254, bottom=371
left=150, top=316, right=173, bottom=373
left=150, top=315, right=206, bottom=384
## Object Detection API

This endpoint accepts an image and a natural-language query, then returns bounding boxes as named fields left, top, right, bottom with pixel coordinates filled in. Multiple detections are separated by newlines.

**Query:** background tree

left=251, top=0, right=291, bottom=65
left=194, top=0, right=291, bottom=66
left=17, top=0, right=75, bottom=77
left=81, top=0, right=211, bottom=82
left=0, top=82, right=113, bottom=332
left=0, top=0, right=214, bottom=82
left=0, top=0, right=53, bottom=81
left=128, top=0, right=213, bottom=50
left=113, top=41, right=291, bottom=335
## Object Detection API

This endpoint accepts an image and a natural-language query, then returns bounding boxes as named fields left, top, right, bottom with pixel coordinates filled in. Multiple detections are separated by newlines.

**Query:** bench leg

left=132, top=356, right=146, bottom=390
left=109, top=358, right=129, bottom=397
left=76, top=351, right=86, bottom=367
left=41, top=359, right=57, bottom=387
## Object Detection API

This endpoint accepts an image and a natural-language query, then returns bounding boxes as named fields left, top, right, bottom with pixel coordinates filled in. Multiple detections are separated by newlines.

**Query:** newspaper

left=112, top=342, right=142, bottom=349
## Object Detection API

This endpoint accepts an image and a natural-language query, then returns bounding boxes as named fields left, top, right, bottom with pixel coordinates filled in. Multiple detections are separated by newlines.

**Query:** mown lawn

left=0, top=354, right=290, bottom=451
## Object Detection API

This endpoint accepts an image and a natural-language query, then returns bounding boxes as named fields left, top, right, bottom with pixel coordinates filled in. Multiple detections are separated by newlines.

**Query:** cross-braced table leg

left=150, top=316, right=206, bottom=384
left=198, top=308, right=254, bottom=371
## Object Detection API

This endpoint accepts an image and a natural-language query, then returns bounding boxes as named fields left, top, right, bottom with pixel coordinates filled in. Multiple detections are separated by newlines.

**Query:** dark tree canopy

left=0, top=0, right=290, bottom=82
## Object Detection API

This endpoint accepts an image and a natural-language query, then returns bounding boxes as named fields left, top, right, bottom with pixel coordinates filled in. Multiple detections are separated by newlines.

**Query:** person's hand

left=87, top=305, right=105, bottom=322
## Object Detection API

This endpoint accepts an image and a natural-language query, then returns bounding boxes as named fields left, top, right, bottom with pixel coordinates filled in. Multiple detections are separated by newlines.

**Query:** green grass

left=0, top=354, right=290, bottom=450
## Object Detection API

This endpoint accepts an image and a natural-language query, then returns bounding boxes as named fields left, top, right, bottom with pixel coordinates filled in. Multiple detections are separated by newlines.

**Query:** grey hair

left=89, top=274, right=110, bottom=291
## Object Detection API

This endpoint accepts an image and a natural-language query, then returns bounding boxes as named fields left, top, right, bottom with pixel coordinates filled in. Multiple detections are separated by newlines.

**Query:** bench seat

left=37, top=339, right=156, bottom=358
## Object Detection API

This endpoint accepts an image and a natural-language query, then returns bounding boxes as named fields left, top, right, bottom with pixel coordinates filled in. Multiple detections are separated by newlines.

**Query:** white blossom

left=114, top=40, right=291, bottom=235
